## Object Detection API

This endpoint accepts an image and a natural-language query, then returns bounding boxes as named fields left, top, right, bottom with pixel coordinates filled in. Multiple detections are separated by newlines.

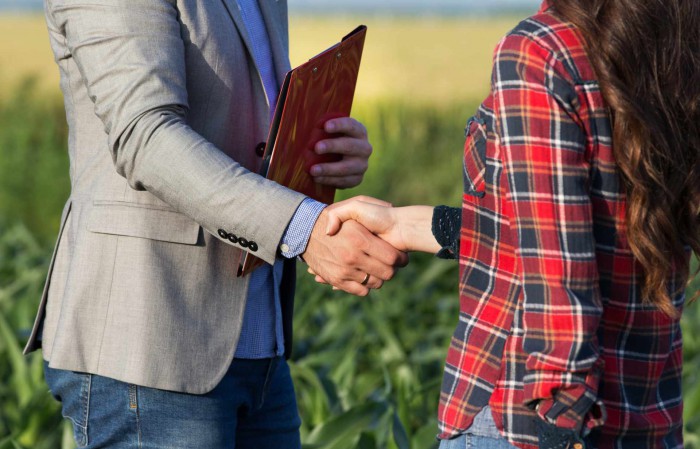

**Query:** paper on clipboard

left=238, top=25, right=368, bottom=277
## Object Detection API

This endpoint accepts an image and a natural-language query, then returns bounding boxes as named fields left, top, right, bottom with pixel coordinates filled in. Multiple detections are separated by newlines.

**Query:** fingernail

left=310, top=166, right=321, bottom=176
left=316, top=142, right=327, bottom=153
left=326, top=121, right=335, bottom=131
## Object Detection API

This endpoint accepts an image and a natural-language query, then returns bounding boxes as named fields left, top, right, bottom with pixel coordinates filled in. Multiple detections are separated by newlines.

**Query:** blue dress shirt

left=234, top=0, right=325, bottom=359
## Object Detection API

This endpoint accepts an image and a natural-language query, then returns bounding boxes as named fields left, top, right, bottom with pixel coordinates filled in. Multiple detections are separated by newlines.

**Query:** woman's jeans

left=44, top=357, right=301, bottom=449
left=439, top=434, right=519, bottom=449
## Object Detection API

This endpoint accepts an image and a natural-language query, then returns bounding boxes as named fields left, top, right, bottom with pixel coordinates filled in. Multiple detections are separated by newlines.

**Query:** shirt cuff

left=525, top=365, right=606, bottom=434
left=431, top=205, right=461, bottom=259
left=535, top=418, right=587, bottom=449
left=279, top=198, right=326, bottom=258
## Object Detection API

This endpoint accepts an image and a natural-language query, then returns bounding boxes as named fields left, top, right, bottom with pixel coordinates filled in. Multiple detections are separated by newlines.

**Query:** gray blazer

left=24, top=0, right=307, bottom=394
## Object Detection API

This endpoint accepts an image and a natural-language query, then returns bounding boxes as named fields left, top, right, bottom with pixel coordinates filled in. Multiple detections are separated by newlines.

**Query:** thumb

left=326, top=200, right=366, bottom=235
left=351, top=195, right=392, bottom=208
left=326, top=213, right=343, bottom=236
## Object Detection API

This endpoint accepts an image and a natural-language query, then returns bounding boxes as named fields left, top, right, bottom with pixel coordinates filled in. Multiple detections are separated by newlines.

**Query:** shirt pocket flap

left=463, top=116, right=488, bottom=198
left=88, top=201, right=201, bottom=245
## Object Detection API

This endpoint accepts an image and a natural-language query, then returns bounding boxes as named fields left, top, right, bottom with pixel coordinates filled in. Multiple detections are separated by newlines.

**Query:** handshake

left=301, top=196, right=440, bottom=296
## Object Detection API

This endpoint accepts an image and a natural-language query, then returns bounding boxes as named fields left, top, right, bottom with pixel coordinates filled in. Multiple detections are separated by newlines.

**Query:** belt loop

left=129, top=384, right=138, bottom=410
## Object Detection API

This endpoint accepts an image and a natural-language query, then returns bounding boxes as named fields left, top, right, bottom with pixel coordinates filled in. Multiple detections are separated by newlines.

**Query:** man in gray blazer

left=24, top=0, right=407, bottom=447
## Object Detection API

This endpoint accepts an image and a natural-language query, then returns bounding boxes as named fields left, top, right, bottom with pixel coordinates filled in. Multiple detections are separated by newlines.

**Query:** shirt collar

left=539, top=0, right=552, bottom=13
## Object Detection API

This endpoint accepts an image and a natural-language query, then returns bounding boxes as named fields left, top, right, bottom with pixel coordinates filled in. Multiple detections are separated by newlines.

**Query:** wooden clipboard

left=239, top=25, right=368, bottom=277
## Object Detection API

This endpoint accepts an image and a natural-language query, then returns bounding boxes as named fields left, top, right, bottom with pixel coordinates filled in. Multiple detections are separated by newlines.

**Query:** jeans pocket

left=44, top=363, right=91, bottom=447
left=438, top=434, right=468, bottom=449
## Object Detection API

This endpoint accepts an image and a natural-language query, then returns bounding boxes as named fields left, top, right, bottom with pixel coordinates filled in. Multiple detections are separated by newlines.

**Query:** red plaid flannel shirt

left=438, top=2, right=688, bottom=448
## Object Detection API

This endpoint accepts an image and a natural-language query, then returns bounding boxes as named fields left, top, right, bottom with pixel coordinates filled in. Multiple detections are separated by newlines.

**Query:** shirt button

left=279, top=243, right=290, bottom=253
left=255, top=142, right=266, bottom=157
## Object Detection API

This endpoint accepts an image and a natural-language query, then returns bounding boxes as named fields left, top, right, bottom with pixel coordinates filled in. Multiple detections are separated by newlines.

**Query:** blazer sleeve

left=492, top=33, right=605, bottom=432
left=47, top=0, right=306, bottom=264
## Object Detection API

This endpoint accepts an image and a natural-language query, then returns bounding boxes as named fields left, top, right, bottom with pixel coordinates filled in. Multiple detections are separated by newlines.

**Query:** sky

left=0, top=0, right=542, bottom=14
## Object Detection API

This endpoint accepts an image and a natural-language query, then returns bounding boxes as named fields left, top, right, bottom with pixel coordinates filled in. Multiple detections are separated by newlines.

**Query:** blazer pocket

left=463, top=115, right=488, bottom=198
left=87, top=201, right=201, bottom=245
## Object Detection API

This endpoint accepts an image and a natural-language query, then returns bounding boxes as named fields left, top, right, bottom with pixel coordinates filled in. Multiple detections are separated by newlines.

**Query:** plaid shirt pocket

left=463, top=115, right=488, bottom=198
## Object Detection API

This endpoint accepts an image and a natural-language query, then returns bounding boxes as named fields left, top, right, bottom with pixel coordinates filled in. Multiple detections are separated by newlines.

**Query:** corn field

left=1, top=13, right=699, bottom=449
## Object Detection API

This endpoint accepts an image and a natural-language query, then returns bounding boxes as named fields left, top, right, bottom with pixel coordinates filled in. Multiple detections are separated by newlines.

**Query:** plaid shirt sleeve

left=493, top=33, right=605, bottom=431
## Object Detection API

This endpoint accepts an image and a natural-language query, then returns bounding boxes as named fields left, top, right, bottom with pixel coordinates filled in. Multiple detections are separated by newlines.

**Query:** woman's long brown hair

left=549, top=0, right=700, bottom=317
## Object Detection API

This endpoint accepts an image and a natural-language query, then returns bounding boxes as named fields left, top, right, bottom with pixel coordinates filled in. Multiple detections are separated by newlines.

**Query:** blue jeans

left=439, top=434, right=518, bottom=449
left=44, top=357, right=301, bottom=449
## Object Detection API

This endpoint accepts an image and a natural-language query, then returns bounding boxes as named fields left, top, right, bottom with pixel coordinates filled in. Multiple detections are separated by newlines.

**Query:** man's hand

left=310, top=117, right=371, bottom=189
left=302, top=209, right=409, bottom=296
left=324, top=196, right=441, bottom=254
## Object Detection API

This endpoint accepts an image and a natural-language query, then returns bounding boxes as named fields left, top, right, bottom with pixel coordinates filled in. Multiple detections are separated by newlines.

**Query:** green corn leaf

left=0, top=435, right=17, bottom=449
left=0, top=309, right=31, bottom=405
left=356, top=433, right=377, bottom=449
left=306, top=401, right=389, bottom=445
left=411, top=421, right=440, bottom=449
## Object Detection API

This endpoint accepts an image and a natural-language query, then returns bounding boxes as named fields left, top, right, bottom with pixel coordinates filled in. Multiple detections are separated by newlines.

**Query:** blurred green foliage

left=0, top=79, right=69, bottom=245
left=0, top=82, right=698, bottom=449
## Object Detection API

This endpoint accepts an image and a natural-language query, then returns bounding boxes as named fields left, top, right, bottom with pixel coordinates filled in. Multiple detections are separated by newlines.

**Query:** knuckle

left=358, top=122, right=368, bottom=136
left=348, top=229, right=365, bottom=244
left=339, top=251, right=356, bottom=266
left=387, top=252, right=401, bottom=265
left=337, top=263, right=352, bottom=281
left=347, top=253, right=361, bottom=265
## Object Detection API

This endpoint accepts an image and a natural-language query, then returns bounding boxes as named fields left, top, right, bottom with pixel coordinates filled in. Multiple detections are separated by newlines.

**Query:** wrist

left=395, top=206, right=440, bottom=253
left=303, top=210, right=328, bottom=257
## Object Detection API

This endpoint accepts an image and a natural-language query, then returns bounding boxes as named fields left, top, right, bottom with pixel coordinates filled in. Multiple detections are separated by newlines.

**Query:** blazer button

left=255, top=142, right=266, bottom=157
left=218, top=229, right=227, bottom=239
left=249, top=241, right=258, bottom=252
